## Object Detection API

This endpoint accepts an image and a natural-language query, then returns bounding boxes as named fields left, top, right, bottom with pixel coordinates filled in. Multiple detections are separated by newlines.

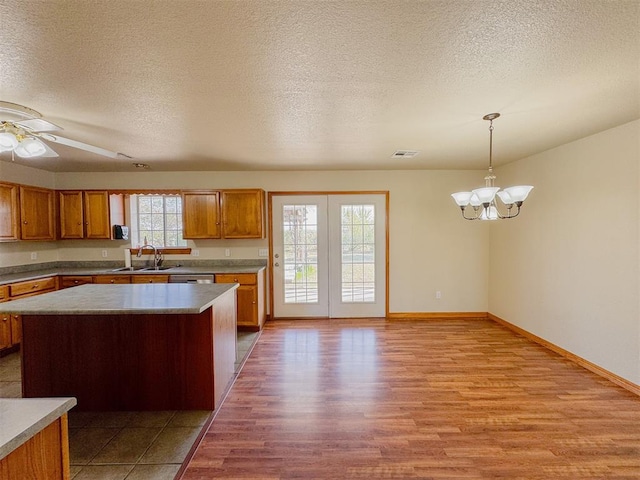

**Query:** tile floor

left=0, top=329, right=260, bottom=480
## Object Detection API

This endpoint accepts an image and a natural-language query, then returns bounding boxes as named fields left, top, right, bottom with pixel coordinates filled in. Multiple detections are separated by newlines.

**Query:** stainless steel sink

left=141, top=266, right=173, bottom=271
left=110, top=267, right=145, bottom=272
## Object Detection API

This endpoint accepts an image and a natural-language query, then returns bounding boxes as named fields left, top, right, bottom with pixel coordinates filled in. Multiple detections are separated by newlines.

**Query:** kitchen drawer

left=0, top=285, right=8, bottom=302
left=93, top=275, right=131, bottom=284
left=9, top=277, right=57, bottom=298
left=131, top=275, right=169, bottom=284
left=215, top=273, right=256, bottom=285
left=60, top=276, right=94, bottom=288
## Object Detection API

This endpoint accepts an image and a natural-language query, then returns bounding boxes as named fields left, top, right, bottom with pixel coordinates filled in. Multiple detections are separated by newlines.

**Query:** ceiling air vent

left=391, top=150, right=419, bottom=158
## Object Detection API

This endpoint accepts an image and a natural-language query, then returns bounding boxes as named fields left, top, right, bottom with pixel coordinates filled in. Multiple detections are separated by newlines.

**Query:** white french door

left=271, top=194, right=386, bottom=318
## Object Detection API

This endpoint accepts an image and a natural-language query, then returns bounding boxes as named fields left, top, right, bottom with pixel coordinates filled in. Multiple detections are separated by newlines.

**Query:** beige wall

left=490, top=119, right=640, bottom=384
left=3, top=120, right=639, bottom=384
left=0, top=166, right=490, bottom=314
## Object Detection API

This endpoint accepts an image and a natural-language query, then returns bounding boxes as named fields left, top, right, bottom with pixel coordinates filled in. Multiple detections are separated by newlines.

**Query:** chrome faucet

left=137, top=244, right=162, bottom=269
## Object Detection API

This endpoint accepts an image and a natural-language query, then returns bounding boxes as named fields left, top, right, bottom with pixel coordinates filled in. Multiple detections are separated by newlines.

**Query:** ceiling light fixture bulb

left=14, top=137, right=47, bottom=158
left=0, top=132, right=19, bottom=151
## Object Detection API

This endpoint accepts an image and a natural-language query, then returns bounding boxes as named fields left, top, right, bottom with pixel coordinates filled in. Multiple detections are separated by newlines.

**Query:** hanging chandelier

left=451, top=113, right=533, bottom=220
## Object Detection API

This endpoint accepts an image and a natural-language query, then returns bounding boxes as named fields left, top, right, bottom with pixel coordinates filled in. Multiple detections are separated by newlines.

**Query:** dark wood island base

left=18, top=285, right=237, bottom=411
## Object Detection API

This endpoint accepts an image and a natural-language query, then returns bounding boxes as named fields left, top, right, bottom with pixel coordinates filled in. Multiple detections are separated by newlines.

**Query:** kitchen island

left=6, top=283, right=238, bottom=411
left=0, top=398, right=76, bottom=479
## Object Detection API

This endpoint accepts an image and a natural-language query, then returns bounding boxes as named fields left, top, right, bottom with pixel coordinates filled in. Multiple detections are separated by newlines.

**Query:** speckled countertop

left=3, top=283, right=238, bottom=315
left=0, top=262, right=266, bottom=286
left=0, top=397, right=76, bottom=460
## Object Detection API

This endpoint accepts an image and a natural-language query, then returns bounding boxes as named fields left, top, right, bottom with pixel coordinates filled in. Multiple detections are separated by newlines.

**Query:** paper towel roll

left=124, top=249, right=132, bottom=268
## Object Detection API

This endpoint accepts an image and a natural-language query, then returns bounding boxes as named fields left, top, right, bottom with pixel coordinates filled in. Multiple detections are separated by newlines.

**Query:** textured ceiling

left=0, top=0, right=638, bottom=172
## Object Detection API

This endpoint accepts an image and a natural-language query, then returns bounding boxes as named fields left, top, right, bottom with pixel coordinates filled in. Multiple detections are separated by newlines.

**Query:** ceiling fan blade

left=16, top=118, right=62, bottom=132
left=39, top=141, right=59, bottom=157
left=0, top=101, right=42, bottom=120
left=46, top=134, right=124, bottom=159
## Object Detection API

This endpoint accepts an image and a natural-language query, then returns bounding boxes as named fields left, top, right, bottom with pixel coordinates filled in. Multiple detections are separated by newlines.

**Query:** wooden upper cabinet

left=59, top=191, right=84, bottom=239
left=19, top=185, right=55, bottom=241
left=182, top=191, right=221, bottom=239
left=221, top=189, right=265, bottom=239
left=182, top=189, right=265, bottom=239
left=59, top=190, right=111, bottom=240
left=0, top=182, right=20, bottom=241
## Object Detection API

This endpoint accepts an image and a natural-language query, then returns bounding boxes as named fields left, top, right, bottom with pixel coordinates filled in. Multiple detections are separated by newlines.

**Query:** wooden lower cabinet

left=131, top=275, right=169, bottom=284
left=59, top=276, right=93, bottom=289
left=0, top=414, right=71, bottom=480
left=1, top=278, right=55, bottom=354
left=93, top=275, right=131, bottom=284
left=215, top=269, right=266, bottom=330
left=9, top=277, right=57, bottom=298
left=0, top=314, right=20, bottom=352
left=10, top=314, right=20, bottom=346
left=0, top=313, right=11, bottom=350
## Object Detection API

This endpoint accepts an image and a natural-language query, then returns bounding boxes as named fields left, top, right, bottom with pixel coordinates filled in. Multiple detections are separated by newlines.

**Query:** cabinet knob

left=2, top=316, right=7, bottom=322
left=78, top=222, right=82, bottom=225
left=23, top=221, right=28, bottom=224
left=234, top=278, right=238, bottom=282
left=74, top=280, right=79, bottom=284
left=32, top=284, right=38, bottom=289
left=110, top=280, right=115, bottom=283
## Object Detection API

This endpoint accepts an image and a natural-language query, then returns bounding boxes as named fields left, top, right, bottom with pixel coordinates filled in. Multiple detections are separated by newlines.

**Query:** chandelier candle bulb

left=451, top=113, right=533, bottom=221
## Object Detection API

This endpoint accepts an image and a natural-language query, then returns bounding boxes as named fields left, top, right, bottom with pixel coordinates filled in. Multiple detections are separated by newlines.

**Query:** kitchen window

left=129, top=194, right=187, bottom=248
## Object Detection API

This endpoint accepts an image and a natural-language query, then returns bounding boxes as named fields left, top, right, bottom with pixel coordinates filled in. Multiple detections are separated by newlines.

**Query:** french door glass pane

left=283, top=205, right=319, bottom=304
left=341, top=205, right=375, bottom=303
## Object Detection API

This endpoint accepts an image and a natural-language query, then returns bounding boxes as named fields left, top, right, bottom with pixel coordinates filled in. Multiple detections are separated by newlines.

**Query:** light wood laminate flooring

left=182, top=318, right=640, bottom=479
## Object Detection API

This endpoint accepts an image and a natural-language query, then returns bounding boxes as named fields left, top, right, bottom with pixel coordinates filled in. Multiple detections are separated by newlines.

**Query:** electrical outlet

left=224, top=248, right=230, bottom=257
left=192, top=249, right=200, bottom=257
left=435, top=290, right=442, bottom=299
left=258, top=248, right=269, bottom=257
left=101, top=250, right=108, bottom=258
left=30, top=252, right=37, bottom=260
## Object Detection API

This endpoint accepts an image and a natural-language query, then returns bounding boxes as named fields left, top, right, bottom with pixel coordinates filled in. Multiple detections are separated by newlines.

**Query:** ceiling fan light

left=14, top=138, right=47, bottom=158
left=0, top=132, right=19, bottom=151
left=503, top=185, right=534, bottom=203
left=471, top=186, right=500, bottom=204
left=451, top=191, right=472, bottom=207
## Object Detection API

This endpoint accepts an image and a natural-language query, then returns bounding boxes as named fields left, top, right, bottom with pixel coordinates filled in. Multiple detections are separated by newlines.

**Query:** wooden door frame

left=268, top=191, right=390, bottom=320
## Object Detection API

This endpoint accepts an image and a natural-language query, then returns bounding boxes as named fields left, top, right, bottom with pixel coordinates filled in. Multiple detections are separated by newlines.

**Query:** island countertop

left=0, top=397, right=76, bottom=460
left=3, top=283, right=238, bottom=315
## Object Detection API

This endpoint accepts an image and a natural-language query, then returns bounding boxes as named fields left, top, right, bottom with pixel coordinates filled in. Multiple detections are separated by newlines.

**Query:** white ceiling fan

left=0, top=101, right=131, bottom=159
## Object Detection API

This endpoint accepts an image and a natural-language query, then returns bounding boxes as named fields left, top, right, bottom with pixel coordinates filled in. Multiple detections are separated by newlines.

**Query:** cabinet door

left=0, top=314, right=11, bottom=350
left=11, top=314, right=21, bottom=346
left=182, top=191, right=221, bottom=238
left=59, top=191, right=85, bottom=239
left=221, top=190, right=264, bottom=239
left=84, top=191, right=111, bottom=239
left=236, top=285, right=258, bottom=327
left=20, top=186, right=55, bottom=240
left=0, top=183, right=20, bottom=241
